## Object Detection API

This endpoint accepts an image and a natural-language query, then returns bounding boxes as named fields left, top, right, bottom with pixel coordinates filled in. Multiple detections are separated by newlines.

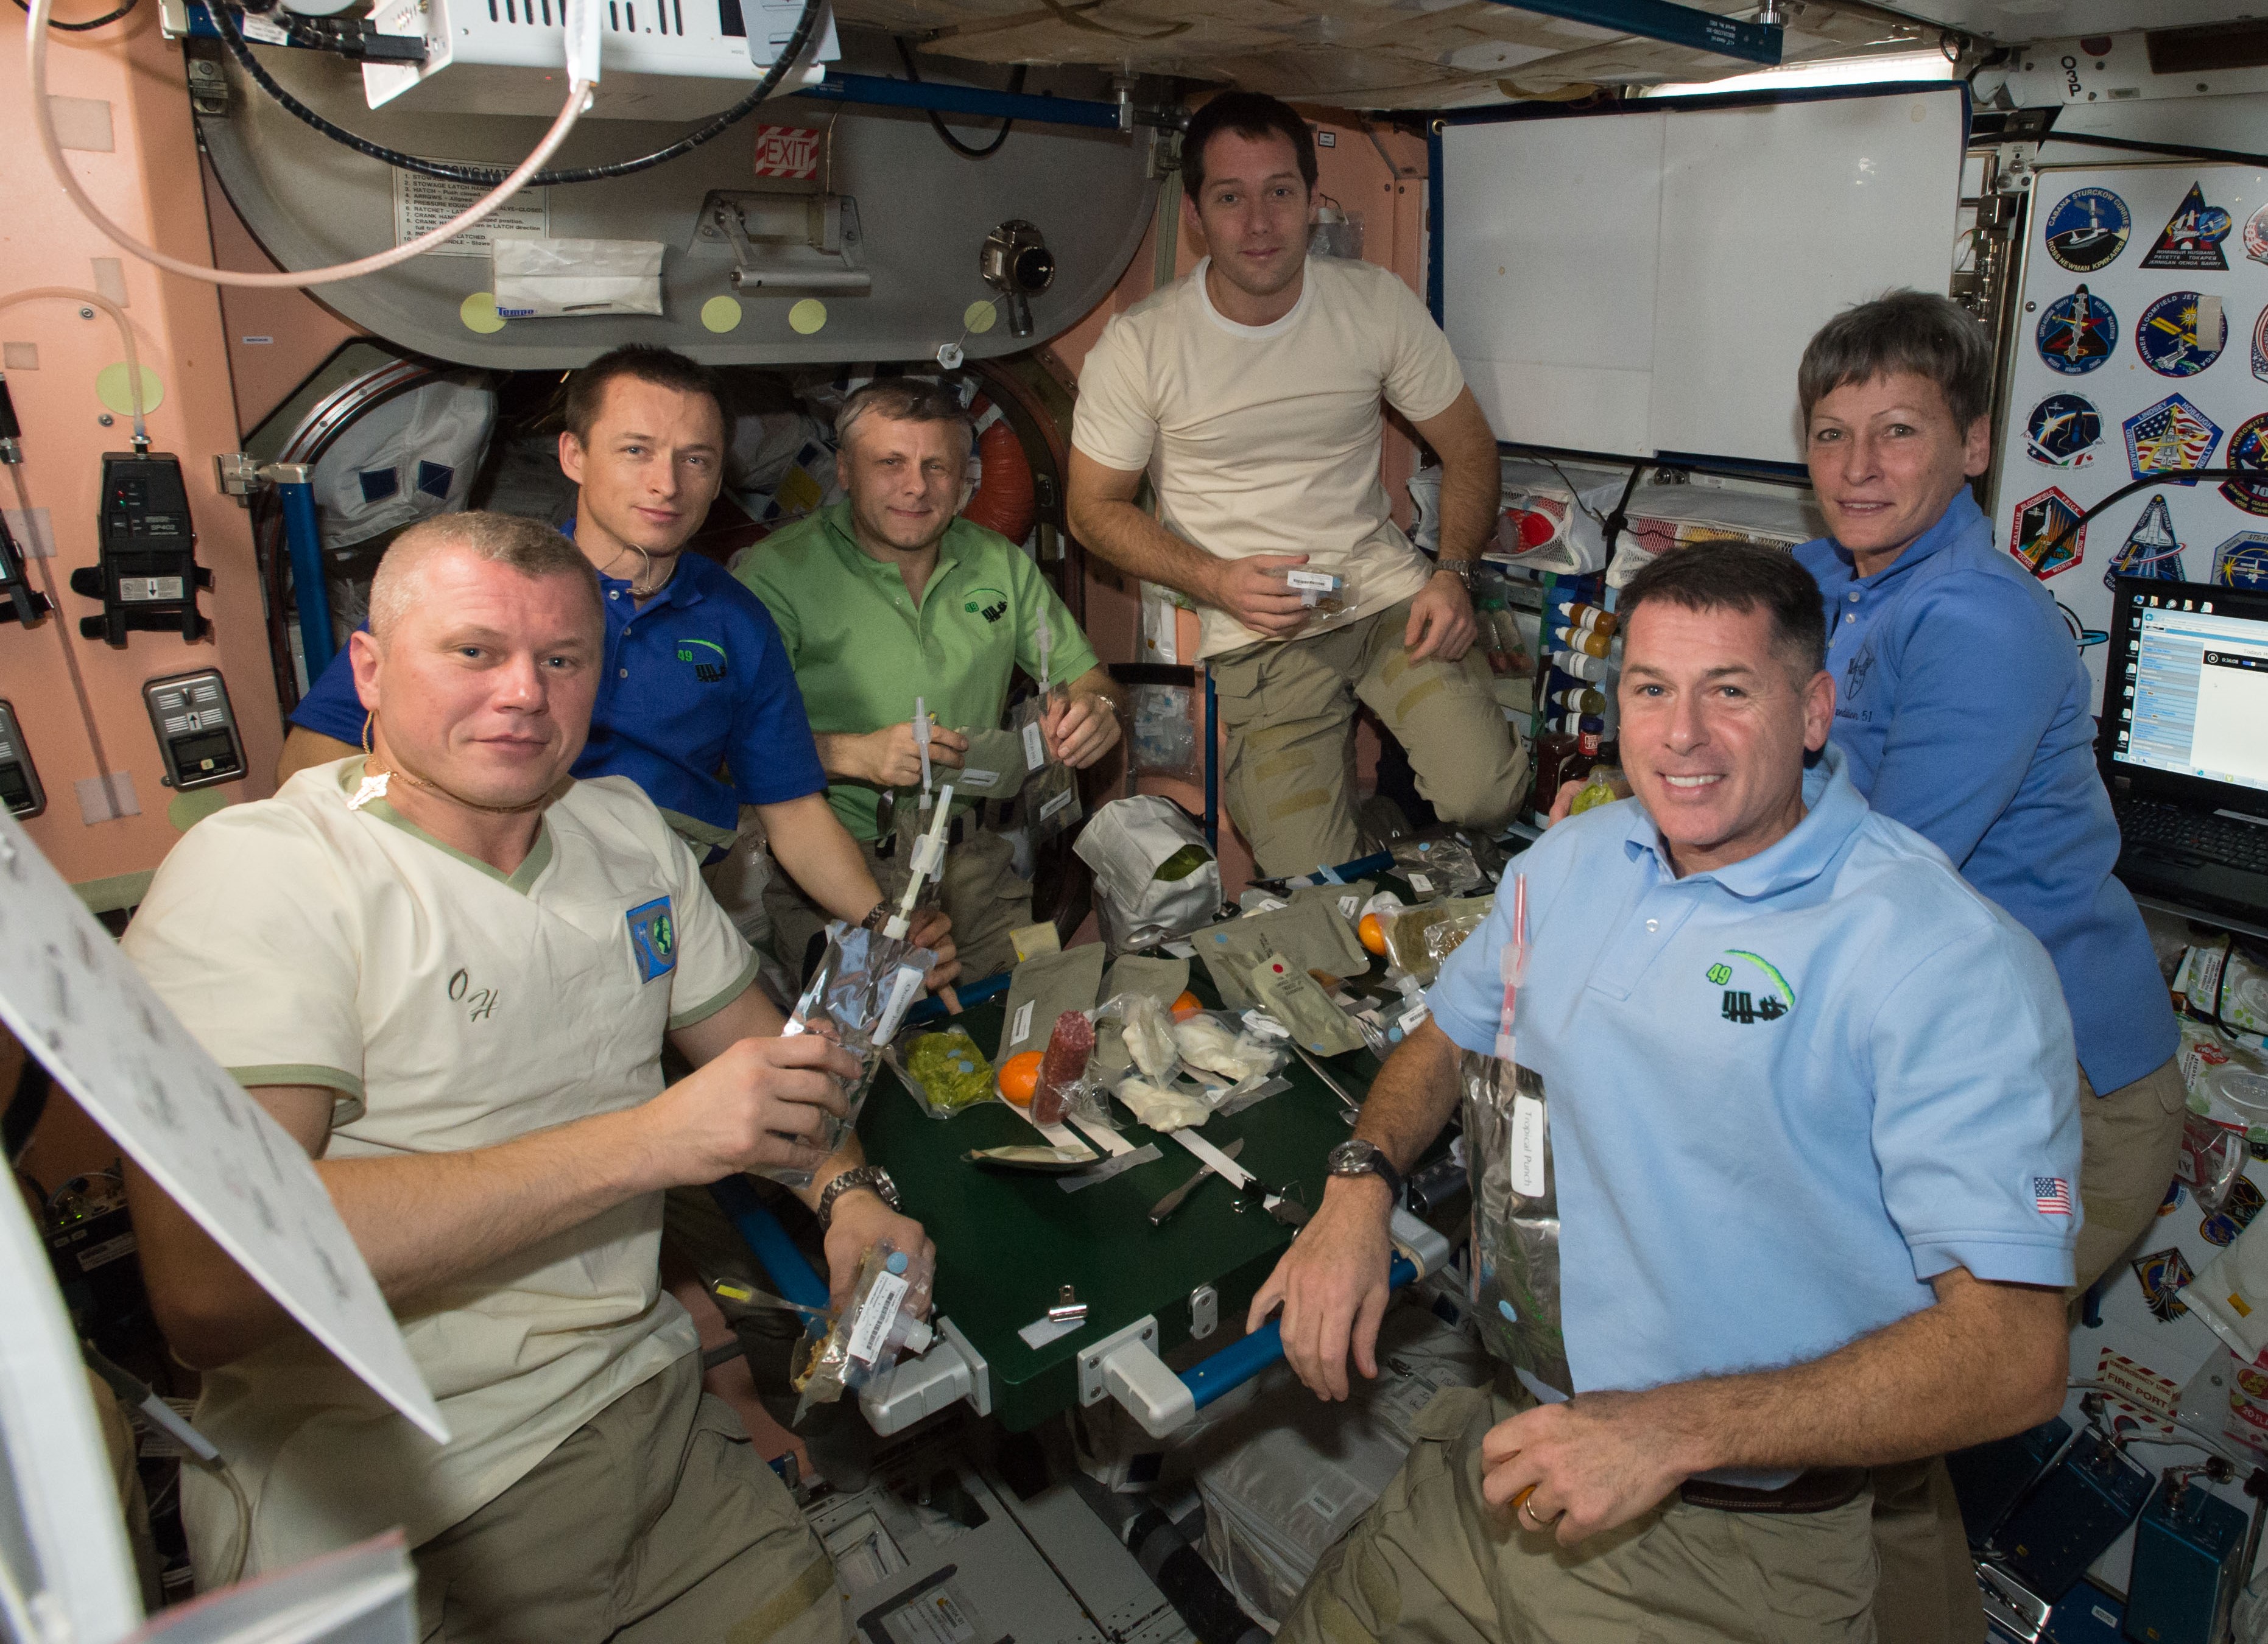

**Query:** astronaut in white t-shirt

left=1068, top=91, right=1526, bottom=877
left=122, top=513, right=919, bottom=1639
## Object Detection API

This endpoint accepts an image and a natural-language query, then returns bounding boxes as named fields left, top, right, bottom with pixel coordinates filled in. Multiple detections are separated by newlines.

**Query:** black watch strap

left=1328, top=1140, right=1404, bottom=1204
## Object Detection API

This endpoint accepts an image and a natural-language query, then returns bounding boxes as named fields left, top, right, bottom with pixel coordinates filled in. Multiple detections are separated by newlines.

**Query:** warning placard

left=752, top=124, right=821, bottom=179
left=392, top=166, right=549, bottom=259
left=2096, top=1346, right=2180, bottom=1437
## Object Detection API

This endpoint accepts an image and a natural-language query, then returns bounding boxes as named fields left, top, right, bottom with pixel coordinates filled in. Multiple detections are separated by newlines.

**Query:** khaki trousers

left=1211, top=597, right=1528, bottom=880
left=413, top=1355, right=844, bottom=1644
left=764, top=823, right=1029, bottom=986
left=1281, top=1382, right=1878, bottom=1644
left=1866, top=1055, right=2187, bottom=1644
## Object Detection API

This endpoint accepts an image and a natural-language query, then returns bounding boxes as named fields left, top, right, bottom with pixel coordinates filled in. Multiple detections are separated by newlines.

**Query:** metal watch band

left=1435, top=559, right=1480, bottom=592
left=818, top=1164, right=900, bottom=1230
left=1327, top=1140, right=1404, bottom=1204
left=859, top=901, right=890, bottom=933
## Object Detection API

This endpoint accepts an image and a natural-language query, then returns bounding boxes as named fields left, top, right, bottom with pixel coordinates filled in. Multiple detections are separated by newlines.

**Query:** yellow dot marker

left=963, top=300, right=999, bottom=335
left=460, top=292, right=507, bottom=335
left=789, top=298, right=828, bottom=335
left=702, top=295, right=744, bottom=333
left=95, top=362, right=164, bottom=417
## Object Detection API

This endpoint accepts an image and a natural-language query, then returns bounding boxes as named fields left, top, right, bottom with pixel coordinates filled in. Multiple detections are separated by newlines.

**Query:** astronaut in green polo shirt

left=741, top=381, right=1122, bottom=982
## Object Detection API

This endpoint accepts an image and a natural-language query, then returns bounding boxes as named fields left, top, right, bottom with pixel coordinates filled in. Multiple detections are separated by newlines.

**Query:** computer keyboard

left=2115, top=798, right=2268, bottom=873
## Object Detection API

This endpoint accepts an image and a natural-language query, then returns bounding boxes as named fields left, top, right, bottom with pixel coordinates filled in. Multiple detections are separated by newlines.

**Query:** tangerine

left=1358, top=913, right=1388, bottom=956
left=997, top=1050, right=1044, bottom=1106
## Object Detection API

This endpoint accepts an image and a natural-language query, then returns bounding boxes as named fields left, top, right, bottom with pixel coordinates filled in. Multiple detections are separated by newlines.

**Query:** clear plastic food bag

left=1011, top=691, right=1083, bottom=846
left=1101, top=990, right=1180, bottom=1081
left=895, top=1028, right=995, bottom=1118
left=1172, top=1012, right=1284, bottom=1086
left=1392, top=838, right=1484, bottom=899
left=792, top=1239, right=935, bottom=1424
left=1379, top=895, right=1495, bottom=986
left=770, top=922, right=935, bottom=1187
left=1460, top=1050, right=1571, bottom=1399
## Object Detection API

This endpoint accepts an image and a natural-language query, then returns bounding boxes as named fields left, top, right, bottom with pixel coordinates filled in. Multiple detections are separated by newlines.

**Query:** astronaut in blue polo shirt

left=278, top=346, right=953, bottom=982
left=1255, top=544, right=2078, bottom=1642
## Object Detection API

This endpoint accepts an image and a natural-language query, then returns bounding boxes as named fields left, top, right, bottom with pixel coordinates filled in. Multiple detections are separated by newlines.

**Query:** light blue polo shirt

left=1795, top=491, right=2175, bottom=1095
left=1430, top=745, right=2082, bottom=1413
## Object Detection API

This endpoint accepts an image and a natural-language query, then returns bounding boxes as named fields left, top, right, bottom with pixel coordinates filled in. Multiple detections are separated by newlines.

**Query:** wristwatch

left=859, top=901, right=891, bottom=934
left=1326, top=1139, right=1404, bottom=1204
left=1434, top=558, right=1481, bottom=594
left=817, top=1164, right=901, bottom=1230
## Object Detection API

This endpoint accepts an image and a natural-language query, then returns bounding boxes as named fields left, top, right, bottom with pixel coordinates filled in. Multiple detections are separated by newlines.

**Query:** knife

left=1149, top=1136, right=1245, bottom=1226
left=1289, top=1041, right=1362, bottom=1125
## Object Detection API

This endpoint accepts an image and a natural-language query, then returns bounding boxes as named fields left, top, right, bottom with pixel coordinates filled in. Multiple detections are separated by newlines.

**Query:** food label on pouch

left=1510, top=1092, right=1546, bottom=1197
left=1037, top=789, right=1074, bottom=820
left=1009, top=1001, right=1035, bottom=1046
left=393, top=167, right=549, bottom=258
left=957, top=767, right=1000, bottom=791
left=1021, top=722, right=1048, bottom=771
left=1339, top=895, right=1361, bottom=918
left=1408, top=871, right=1434, bottom=896
left=847, top=1268, right=910, bottom=1366
left=880, top=1586, right=977, bottom=1644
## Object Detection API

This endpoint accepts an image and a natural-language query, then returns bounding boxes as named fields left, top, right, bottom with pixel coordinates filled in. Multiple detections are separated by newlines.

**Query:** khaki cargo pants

left=414, top=1354, right=845, bottom=1644
left=1282, top=1381, right=1878, bottom=1644
left=1211, top=597, right=1528, bottom=880
left=764, top=821, right=1029, bottom=987
left=1866, top=1054, right=2188, bottom=1644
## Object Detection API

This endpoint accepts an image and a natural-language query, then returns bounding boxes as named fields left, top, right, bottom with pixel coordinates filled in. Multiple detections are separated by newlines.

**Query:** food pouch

left=770, top=922, right=935, bottom=1188
left=2186, top=1211, right=2268, bottom=1363
left=1461, top=1051, right=1572, bottom=1399
left=1392, top=837, right=1484, bottom=899
left=899, top=1028, right=995, bottom=1117
left=1250, top=956, right=1365, bottom=1058
left=792, top=1239, right=934, bottom=1424
left=1379, top=896, right=1496, bottom=986
left=1010, top=692, right=1082, bottom=846
left=1035, top=1009, right=1094, bottom=1127
left=2178, top=1103, right=2249, bottom=1215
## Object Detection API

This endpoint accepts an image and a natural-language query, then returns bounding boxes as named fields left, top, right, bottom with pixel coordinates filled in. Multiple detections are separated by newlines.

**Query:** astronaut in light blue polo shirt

left=1258, top=544, right=2079, bottom=1643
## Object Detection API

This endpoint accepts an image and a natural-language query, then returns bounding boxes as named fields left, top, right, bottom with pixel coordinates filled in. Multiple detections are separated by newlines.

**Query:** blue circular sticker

left=2037, top=288, right=2116, bottom=374
left=2136, top=291, right=2226, bottom=377
left=2024, top=392, right=2102, bottom=467
left=2044, top=186, right=2131, bottom=272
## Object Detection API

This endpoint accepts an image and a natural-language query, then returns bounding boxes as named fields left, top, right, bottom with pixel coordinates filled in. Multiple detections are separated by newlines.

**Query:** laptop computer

left=2097, top=576, right=2268, bottom=930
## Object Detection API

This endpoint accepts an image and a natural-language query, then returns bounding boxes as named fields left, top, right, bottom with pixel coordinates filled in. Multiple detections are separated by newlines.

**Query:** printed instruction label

left=1009, top=1000, right=1035, bottom=1046
left=392, top=166, right=549, bottom=258
left=846, top=1268, right=910, bottom=1366
left=1021, top=722, right=1048, bottom=771
left=1510, top=1093, right=1546, bottom=1198
left=880, top=1585, right=978, bottom=1644
left=1037, top=788, right=1074, bottom=821
left=1339, top=894, right=1361, bottom=918
left=875, top=964, right=926, bottom=1045
left=956, top=767, right=1000, bottom=791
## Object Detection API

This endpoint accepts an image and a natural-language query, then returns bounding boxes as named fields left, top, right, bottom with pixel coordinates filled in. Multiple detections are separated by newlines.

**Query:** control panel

left=143, top=669, right=245, bottom=792
left=0, top=700, right=46, bottom=818
left=71, top=452, right=211, bottom=645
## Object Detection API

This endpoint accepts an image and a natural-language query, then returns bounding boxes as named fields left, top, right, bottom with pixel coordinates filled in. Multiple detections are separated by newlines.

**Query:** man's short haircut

left=1797, top=289, right=1993, bottom=434
left=368, top=511, right=602, bottom=643
left=562, top=345, right=727, bottom=445
left=1618, top=541, right=1826, bottom=680
left=834, top=379, right=974, bottom=466
left=1182, top=90, right=1317, bottom=201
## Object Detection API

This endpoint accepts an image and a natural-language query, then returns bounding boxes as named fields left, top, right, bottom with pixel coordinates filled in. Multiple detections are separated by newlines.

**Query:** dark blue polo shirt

left=290, top=521, right=826, bottom=855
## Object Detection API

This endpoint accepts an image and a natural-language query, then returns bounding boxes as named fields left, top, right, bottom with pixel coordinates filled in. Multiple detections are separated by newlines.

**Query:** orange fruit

left=1358, top=913, right=1387, bottom=956
left=997, top=1050, right=1044, bottom=1107
left=1169, top=990, right=1203, bottom=1022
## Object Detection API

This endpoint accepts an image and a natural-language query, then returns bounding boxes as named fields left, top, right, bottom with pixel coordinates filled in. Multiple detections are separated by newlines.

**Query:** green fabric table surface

left=859, top=978, right=1376, bottom=1430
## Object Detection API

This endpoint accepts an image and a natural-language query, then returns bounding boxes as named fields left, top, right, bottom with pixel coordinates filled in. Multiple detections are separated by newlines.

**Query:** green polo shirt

left=739, top=502, right=1101, bottom=842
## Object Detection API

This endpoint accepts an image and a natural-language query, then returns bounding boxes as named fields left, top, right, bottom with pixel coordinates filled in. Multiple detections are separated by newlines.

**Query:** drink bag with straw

left=1458, top=873, right=1574, bottom=1400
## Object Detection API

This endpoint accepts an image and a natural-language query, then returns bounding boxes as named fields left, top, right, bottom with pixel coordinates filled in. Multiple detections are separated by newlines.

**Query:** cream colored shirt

left=122, top=759, right=758, bottom=1581
left=1071, top=255, right=1467, bottom=659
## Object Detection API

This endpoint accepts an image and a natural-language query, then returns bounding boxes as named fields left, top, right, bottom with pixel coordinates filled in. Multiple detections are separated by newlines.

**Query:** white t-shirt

left=1071, top=255, right=1468, bottom=659
left=122, top=759, right=758, bottom=1581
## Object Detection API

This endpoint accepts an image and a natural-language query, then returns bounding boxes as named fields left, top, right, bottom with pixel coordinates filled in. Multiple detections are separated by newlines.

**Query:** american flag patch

left=2035, top=1176, right=2074, bottom=1217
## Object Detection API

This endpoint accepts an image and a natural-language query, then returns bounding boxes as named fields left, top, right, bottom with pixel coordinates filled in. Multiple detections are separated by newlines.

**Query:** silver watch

left=1434, top=559, right=1480, bottom=594
left=817, top=1164, right=900, bottom=1230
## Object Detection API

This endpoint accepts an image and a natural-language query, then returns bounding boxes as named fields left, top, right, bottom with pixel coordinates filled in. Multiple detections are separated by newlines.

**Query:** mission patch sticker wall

left=2026, top=393, right=2102, bottom=467
left=2140, top=182, right=2233, bottom=272
left=2135, top=291, right=2225, bottom=377
left=2105, top=496, right=2186, bottom=586
left=2038, top=287, right=2116, bottom=373
left=2010, top=486, right=2085, bottom=580
left=2044, top=186, right=2132, bottom=272
left=2124, top=394, right=2223, bottom=483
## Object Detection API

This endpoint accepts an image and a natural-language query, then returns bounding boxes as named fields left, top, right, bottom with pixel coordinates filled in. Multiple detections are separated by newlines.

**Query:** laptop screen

left=2106, top=579, right=2268, bottom=801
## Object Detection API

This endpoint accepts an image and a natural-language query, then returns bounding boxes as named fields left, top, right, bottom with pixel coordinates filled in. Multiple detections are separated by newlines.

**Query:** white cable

left=0, top=287, right=146, bottom=443
left=28, top=0, right=594, bottom=289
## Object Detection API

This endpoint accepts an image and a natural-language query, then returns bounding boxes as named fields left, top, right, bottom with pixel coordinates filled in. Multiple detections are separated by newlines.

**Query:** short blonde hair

left=835, top=379, right=974, bottom=466
left=367, top=512, right=601, bottom=642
